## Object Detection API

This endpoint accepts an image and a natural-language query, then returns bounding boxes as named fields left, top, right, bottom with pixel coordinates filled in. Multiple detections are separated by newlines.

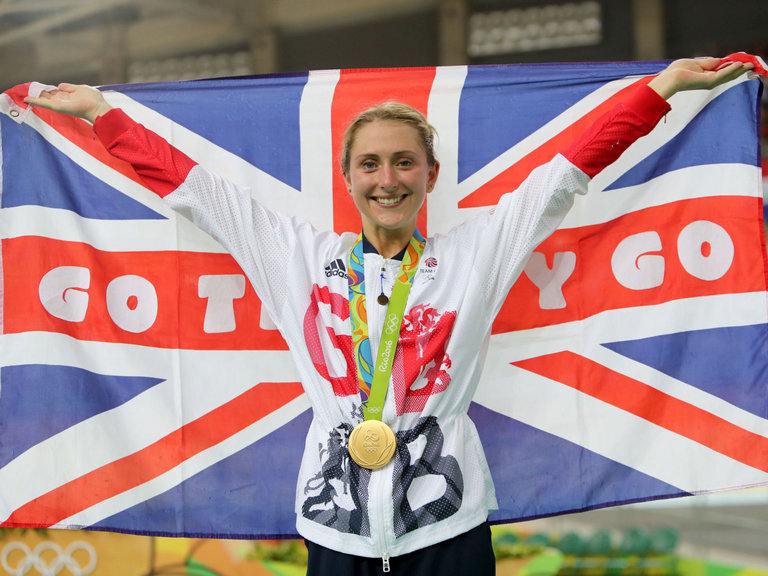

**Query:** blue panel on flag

left=90, top=408, right=311, bottom=537
left=605, top=81, right=761, bottom=190
left=114, top=73, right=309, bottom=191
left=603, top=324, right=768, bottom=419
left=471, top=402, right=688, bottom=522
left=0, top=365, right=164, bottom=469
left=458, top=61, right=664, bottom=183
left=0, top=120, right=165, bottom=219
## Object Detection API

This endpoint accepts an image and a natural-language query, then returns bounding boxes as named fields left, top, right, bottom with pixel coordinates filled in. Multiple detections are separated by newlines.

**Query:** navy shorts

left=305, top=521, right=496, bottom=576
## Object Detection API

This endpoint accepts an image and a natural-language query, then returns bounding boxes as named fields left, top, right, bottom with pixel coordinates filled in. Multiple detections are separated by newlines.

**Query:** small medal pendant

left=378, top=266, right=389, bottom=305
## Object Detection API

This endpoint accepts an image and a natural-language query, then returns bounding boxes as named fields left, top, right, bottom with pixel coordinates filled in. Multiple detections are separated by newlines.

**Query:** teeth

left=376, top=196, right=404, bottom=206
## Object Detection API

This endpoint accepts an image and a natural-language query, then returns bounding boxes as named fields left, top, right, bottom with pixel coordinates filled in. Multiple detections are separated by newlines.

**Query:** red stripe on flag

left=514, top=352, right=768, bottom=472
left=493, top=196, right=766, bottom=333
left=459, top=77, right=652, bottom=209
left=5, top=381, right=304, bottom=528
left=330, top=67, right=437, bottom=235
left=3, top=236, right=287, bottom=350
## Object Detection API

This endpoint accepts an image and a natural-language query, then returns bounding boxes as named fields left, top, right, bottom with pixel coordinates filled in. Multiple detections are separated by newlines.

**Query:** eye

left=397, top=159, right=413, bottom=168
left=361, top=159, right=376, bottom=170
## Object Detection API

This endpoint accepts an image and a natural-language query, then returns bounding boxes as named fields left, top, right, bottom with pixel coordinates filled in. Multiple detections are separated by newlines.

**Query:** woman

left=25, top=57, right=753, bottom=575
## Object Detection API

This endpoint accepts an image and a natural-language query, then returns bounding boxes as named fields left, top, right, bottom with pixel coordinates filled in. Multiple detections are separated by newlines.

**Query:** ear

left=343, top=171, right=352, bottom=193
left=426, top=162, right=440, bottom=194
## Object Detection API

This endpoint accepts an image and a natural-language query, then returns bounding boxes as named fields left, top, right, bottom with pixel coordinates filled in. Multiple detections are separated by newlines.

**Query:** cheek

left=349, top=188, right=369, bottom=211
left=349, top=174, right=377, bottom=197
left=408, top=173, right=431, bottom=192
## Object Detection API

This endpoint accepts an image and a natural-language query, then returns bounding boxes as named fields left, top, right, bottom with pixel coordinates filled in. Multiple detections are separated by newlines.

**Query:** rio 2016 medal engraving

left=348, top=420, right=396, bottom=469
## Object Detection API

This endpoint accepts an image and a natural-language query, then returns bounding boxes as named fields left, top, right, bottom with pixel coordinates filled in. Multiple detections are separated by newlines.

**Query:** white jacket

left=93, top=84, right=669, bottom=561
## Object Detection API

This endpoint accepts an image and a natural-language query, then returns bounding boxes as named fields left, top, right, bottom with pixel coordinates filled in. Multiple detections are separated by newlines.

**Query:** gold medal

left=348, top=420, right=396, bottom=469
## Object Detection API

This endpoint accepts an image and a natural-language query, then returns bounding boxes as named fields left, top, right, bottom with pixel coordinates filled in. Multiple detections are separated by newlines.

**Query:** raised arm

left=24, top=83, right=195, bottom=197
left=20, top=80, right=309, bottom=322
left=562, top=56, right=755, bottom=179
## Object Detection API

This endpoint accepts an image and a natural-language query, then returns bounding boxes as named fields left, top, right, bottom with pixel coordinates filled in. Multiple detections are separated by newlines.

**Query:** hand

left=648, top=57, right=755, bottom=100
left=23, top=82, right=112, bottom=123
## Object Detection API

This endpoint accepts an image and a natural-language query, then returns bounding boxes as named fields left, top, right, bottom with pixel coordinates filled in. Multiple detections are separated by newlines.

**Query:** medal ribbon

left=347, top=231, right=425, bottom=421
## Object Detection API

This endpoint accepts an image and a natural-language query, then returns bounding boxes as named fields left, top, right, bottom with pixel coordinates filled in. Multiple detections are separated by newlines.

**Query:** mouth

left=373, top=194, right=407, bottom=206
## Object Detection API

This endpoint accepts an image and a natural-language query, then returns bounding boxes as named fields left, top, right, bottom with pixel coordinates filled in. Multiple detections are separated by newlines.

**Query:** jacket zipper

left=374, top=468, right=392, bottom=573
left=370, top=254, right=392, bottom=572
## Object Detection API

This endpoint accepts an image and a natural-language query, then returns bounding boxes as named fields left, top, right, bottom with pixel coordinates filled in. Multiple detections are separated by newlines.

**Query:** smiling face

left=343, top=119, right=439, bottom=257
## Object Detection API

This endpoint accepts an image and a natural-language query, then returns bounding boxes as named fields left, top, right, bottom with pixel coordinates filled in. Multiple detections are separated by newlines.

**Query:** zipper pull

left=382, top=553, right=391, bottom=573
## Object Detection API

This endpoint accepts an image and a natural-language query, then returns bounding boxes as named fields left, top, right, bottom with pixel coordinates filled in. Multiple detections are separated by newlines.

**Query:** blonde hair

left=341, top=102, right=438, bottom=174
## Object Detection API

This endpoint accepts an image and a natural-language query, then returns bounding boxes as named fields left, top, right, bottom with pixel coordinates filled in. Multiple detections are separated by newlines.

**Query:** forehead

left=350, top=120, right=424, bottom=155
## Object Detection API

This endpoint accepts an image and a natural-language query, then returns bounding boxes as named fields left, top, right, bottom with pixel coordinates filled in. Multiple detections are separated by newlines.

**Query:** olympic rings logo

left=384, top=313, right=400, bottom=335
left=1, top=541, right=97, bottom=576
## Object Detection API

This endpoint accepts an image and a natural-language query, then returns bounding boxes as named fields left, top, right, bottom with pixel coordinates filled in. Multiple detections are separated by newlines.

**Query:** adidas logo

left=324, top=258, right=348, bottom=279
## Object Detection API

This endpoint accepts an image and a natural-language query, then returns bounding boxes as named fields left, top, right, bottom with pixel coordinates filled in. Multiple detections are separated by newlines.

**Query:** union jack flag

left=1, top=60, right=766, bottom=538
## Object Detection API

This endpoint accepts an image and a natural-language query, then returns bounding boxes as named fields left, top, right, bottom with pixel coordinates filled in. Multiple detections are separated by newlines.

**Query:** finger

left=693, top=57, right=722, bottom=71
left=57, top=82, right=80, bottom=93
left=693, top=57, right=721, bottom=71
left=708, top=62, right=750, bottom=88
left=711, top=62, right=736, bottom=79
left=719, top=62, right=750, bottom=79
left=23, top=89, right=68, bottom=108
left=24, top=86, right=61, bottom=101
left=22, top=94, right=51, bottom=105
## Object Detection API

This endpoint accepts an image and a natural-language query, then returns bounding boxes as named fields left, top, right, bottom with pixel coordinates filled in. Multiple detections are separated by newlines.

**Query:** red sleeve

left=562, top=83, right=671, bottom=178
left=93, top=108, right=197, bottom=198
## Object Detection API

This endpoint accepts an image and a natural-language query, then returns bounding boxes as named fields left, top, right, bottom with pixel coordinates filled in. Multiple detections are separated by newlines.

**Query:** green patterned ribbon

left=347, top=232, right=425, bottom=420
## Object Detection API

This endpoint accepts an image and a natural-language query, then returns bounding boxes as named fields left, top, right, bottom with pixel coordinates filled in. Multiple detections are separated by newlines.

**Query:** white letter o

left=106, top=275, right=158, bottom=333
left=678, top=220, right=734, bottom=281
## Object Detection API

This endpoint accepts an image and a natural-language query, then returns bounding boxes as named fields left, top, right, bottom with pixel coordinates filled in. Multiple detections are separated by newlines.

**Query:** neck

left=363, top=228, right=413, bottom=259
left=372, top=238, right=410, bottom=259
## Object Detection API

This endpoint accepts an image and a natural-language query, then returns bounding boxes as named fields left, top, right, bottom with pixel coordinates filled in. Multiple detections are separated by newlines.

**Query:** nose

left=379, top=164, right=398, bottom=192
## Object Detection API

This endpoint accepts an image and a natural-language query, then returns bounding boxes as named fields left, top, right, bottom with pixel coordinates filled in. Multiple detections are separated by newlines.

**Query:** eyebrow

left=354, top=150, right=420, bottom=160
